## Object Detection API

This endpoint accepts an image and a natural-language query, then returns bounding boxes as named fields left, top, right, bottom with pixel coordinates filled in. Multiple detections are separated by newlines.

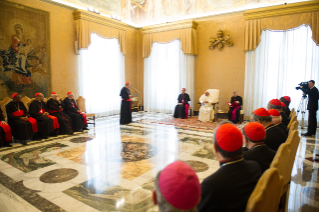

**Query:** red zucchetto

left=12, top=93, right=18, bottom=99
left=125, top=82, right=130, bottom=85
left=35, top=93, right=40, bottom=97
left=268, top=109, right=280, bottom=117
left=283, top=96, right=291, bottom=102
left=51, top=92, right=57, bottom=95
left=243, top=122, right=266, bottom=142
left=67, top=92, right=72, bottom=95
left=253, top=108, right=270, bottom=117
left=281, top=102, right=286, bottom=108
left=269, top=99, right=282, bottom=106
left=158, top=161, right=201, bottom=210
left=215, top=123, right=243, bottom=152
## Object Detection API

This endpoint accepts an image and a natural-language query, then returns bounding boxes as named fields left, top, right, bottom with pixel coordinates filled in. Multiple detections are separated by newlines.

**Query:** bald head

left=37, top=93, right=44, bottom=102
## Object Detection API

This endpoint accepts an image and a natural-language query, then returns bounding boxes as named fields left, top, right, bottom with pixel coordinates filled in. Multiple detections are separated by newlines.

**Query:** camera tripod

left=296, top=94, right=308, bottom=129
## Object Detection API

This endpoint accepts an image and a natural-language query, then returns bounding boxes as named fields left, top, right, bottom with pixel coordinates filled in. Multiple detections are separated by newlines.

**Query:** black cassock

left=47, top=98, right=73, bottom=134
left=120, top=87, right=132, bottom=124
left=29, top=100, right=53, bottom=139
left=173, top=93, right=191, bottom=119
left=63, top=98, right=87, bottom=131
left=6, top=101, right=34, bottom=140
left=265, top=124, right=287, bottom=151
left=0, top=108, right=12, bottom=147
left=228, top=96, right=243, bottom=123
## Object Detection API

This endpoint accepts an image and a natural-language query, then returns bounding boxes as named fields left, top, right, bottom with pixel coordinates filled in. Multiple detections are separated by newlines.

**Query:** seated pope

left=173, top=88, right=191, bottom=119
left=228, top=92, right=242, bottom=124
left=198, top=90, right=215, bottom=122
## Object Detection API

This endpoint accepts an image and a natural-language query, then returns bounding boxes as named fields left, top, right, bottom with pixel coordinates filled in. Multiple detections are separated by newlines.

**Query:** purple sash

left=184, top=104, right=189, bottom=119
left=232, top=105, right=240, bottom=120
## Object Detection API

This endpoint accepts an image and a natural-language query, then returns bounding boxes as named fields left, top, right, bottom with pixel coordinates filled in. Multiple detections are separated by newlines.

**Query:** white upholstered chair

left=206, top=89, right=220, bottom=121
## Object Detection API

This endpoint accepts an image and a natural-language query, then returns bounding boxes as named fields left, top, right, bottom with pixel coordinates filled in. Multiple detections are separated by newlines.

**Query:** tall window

left=79, top=33, right=125, bottom=117
left=144, top=39, right=195, bottom=113
left=244, top=25, right=319, bottom=122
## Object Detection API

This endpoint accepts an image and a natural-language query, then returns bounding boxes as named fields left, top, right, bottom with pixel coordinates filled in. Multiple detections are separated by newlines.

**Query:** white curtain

left=144, top=39, right=195, bottom=113
left=244, top=25, right=319, bottom=122
left=79, top=33, right=125, bottom=117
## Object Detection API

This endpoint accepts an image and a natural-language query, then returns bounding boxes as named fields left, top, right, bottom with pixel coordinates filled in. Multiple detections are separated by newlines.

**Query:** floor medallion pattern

left=69, top=137, right=94, bottom=143
left=184, top=160, right=209, bottom=173
left=40, top=168, right=79, bottom=183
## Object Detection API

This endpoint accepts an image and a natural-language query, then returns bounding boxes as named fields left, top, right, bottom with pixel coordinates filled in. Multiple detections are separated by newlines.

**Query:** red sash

left=38, top=109, right=45, bottom=114
left=78, top=112, right=87, bottom=124
left=12, top=110, right=24, bottom=116
left=49, top=108, right=62, bottom=114
left=48, top=115, right=60, bottom=129
left=0, top=124, right=12, bottom=142
left=27, top=117, right=38, bottom=133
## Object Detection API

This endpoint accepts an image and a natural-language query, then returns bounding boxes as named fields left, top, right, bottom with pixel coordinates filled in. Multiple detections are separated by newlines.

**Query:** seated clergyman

left=280, top=96, right=291, bottom=117
left=242, top=122, right=276, bottom=174
left=198, top=121, right=261, bottom=212
left=267, top=99, right=289, bottom=127
left=268, top=109, right=288, bottom=136
left=153, top=161, right=201, bottom=212
left=6, top=93, right=39, bottom=145
left=228, top=91, right=242, bottom=124
left=251, top=108, right=287, bottom=151
left=47, top=92, right=73, bottom=135
left=63, top=92, right=89, bottom=131
left=198, top=91, right=214, bottom=122
left=173, top=88, right=191, bottom=119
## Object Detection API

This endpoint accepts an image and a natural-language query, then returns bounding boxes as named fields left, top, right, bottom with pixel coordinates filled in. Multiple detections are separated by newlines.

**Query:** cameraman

left=300, top=80, right=319, bottom=136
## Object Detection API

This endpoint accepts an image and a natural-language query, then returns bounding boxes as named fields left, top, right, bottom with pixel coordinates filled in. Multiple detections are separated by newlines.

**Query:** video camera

left=296, top=82, right=309, bottom=90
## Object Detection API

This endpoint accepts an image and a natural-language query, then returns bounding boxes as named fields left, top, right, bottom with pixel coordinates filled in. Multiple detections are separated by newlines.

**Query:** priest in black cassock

left=173, top=88, right=191, bottom=119
left=6, top=93, right=38, bottom=145
left=47, top=92, right=74, bottom=135
left=0, top=107, right=12, bottom=147
left=120, top=82, right=132, bottom=125
left=29, top=93, right=56, bottom=139
left=63, top=92, right=88, bottom=131
left=228, top=92, right=243, bottom=123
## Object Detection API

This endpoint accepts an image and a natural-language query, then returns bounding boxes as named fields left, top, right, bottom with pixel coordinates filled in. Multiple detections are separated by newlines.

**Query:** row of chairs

left=0, top=96, right=96, bottom=126
left=246, top=109, right=300, bottom=211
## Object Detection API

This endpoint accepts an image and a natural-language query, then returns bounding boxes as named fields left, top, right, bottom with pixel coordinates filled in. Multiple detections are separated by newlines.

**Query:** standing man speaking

left=301, top=80, right=319, bottom=137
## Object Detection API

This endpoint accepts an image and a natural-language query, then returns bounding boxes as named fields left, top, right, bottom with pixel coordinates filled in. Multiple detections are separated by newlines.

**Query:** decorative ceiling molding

left=244, top=1, right=319, bottom=20
left=73, top=9, right=128, bottom=31
left=38, top=0, right=77, bottom=10
left=142, top=20, right=198, bottom=35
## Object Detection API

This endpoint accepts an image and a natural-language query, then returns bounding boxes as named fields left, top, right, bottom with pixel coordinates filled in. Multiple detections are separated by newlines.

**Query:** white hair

left=154, top=171, right=198, bottom=212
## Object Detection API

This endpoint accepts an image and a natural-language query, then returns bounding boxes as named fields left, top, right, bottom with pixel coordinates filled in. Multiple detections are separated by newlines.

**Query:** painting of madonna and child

left=0, top=2, right=50, bottom=100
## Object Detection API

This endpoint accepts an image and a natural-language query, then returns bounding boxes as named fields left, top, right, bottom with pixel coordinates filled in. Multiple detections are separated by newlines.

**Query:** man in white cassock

left=199, top=90, right=215, bottom=122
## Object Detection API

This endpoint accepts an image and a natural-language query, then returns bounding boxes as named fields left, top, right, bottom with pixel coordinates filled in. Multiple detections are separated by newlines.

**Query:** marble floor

left=0, top=112, right=317, bottom=212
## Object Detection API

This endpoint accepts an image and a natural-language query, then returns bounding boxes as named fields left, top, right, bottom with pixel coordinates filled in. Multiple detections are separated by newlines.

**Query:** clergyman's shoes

left=20, top=140, right=27, bottom=145
left=83, top=128, right=89, bottom=131
left=302, top=132, right=313, bottom=137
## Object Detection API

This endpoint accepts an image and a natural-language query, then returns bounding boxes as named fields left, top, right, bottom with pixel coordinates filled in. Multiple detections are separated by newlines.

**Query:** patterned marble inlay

left=184, top=160, right=209, bottom=173
left=192, top=144, right=217, bottom=160
left=69, top=137, right=94, bottom=143
left=303, top=187, right=319, bottom=201
left=121, top=142, right=157, bottom=162
left=0, top=143, right=68, bottom=173
left=40, top=168, right=79, bottom=183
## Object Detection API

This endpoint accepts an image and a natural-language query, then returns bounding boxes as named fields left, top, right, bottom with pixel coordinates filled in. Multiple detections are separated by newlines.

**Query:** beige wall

left=195, top=13, right=246, bottom=112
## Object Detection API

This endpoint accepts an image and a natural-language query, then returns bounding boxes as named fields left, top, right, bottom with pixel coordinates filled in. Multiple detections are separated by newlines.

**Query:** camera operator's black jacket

left=301, top=86, right=319, bottom=111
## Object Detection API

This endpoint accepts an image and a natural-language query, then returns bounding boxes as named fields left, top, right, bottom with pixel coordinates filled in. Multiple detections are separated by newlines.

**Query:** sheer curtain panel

left=144, top=39, right=195, bottom=113
left=79, top=33, right=125, bottom=117
left=244, top=25, right=319, bottom=122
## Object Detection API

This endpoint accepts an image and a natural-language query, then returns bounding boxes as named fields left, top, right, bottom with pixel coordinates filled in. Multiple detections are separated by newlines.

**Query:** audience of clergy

left=251, top=108, right=287, bottom=151
left=268, top=109, right=288, bottom=136
left=198, top=121, right=261, bottom=212
left=242, top=122, right=276, bottom=174
left=267, top=99, right=289, bottom=127
left=173, top=88, right=191, bottom=119
left=280, top=96, right=291, bottom=117
left=0, top=107, right=12, bottom=147
left=63, top=92, right=88, bottom=131
left=5, top=93, right=38, bottom=145
left=198, top=90, right=215, bottom=122
left=227, top=91, right=242, bottom=123
left=152, top=161, right=201, bottom=212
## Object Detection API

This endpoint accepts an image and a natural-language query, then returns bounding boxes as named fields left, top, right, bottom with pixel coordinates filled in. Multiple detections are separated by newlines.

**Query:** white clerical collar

left=310, top=86, right=314, bottom=89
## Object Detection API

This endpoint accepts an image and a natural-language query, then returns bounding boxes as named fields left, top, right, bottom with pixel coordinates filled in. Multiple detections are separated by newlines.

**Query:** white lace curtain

left=79, top=33, right=125, bottom=117
left=144, top=39, right=195, bottom=113
left=244, top=25, right=319, bottom=122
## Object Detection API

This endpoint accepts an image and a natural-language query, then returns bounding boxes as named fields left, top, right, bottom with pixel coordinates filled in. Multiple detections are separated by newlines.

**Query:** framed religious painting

left=0, top=1, right=51, bottom=99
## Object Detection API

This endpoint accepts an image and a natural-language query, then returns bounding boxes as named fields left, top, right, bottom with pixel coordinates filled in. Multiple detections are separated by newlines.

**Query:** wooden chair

left=27, top=98, right=35, bottom=109
left=287, top=114, right=296, bottom=129
left=288, top=121, right=298, bottom=137
left=43, top=98, right=48, bottom=103
left=289, top=108, right=295, bottom=118
left=286, top=130, right=300, bottom=169
left=21, top=96, right=32, bottom=111
left=245, top=168, right=283, bottom=212
left=76, top=96, right=95, bottom=127
left=270, top=143, right=293, bottom=210
left=0, top=98, right=11, bottom=122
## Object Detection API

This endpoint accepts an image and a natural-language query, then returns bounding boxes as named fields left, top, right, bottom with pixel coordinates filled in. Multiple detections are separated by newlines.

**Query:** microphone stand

left=131, top=86, right=144, bottom=121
